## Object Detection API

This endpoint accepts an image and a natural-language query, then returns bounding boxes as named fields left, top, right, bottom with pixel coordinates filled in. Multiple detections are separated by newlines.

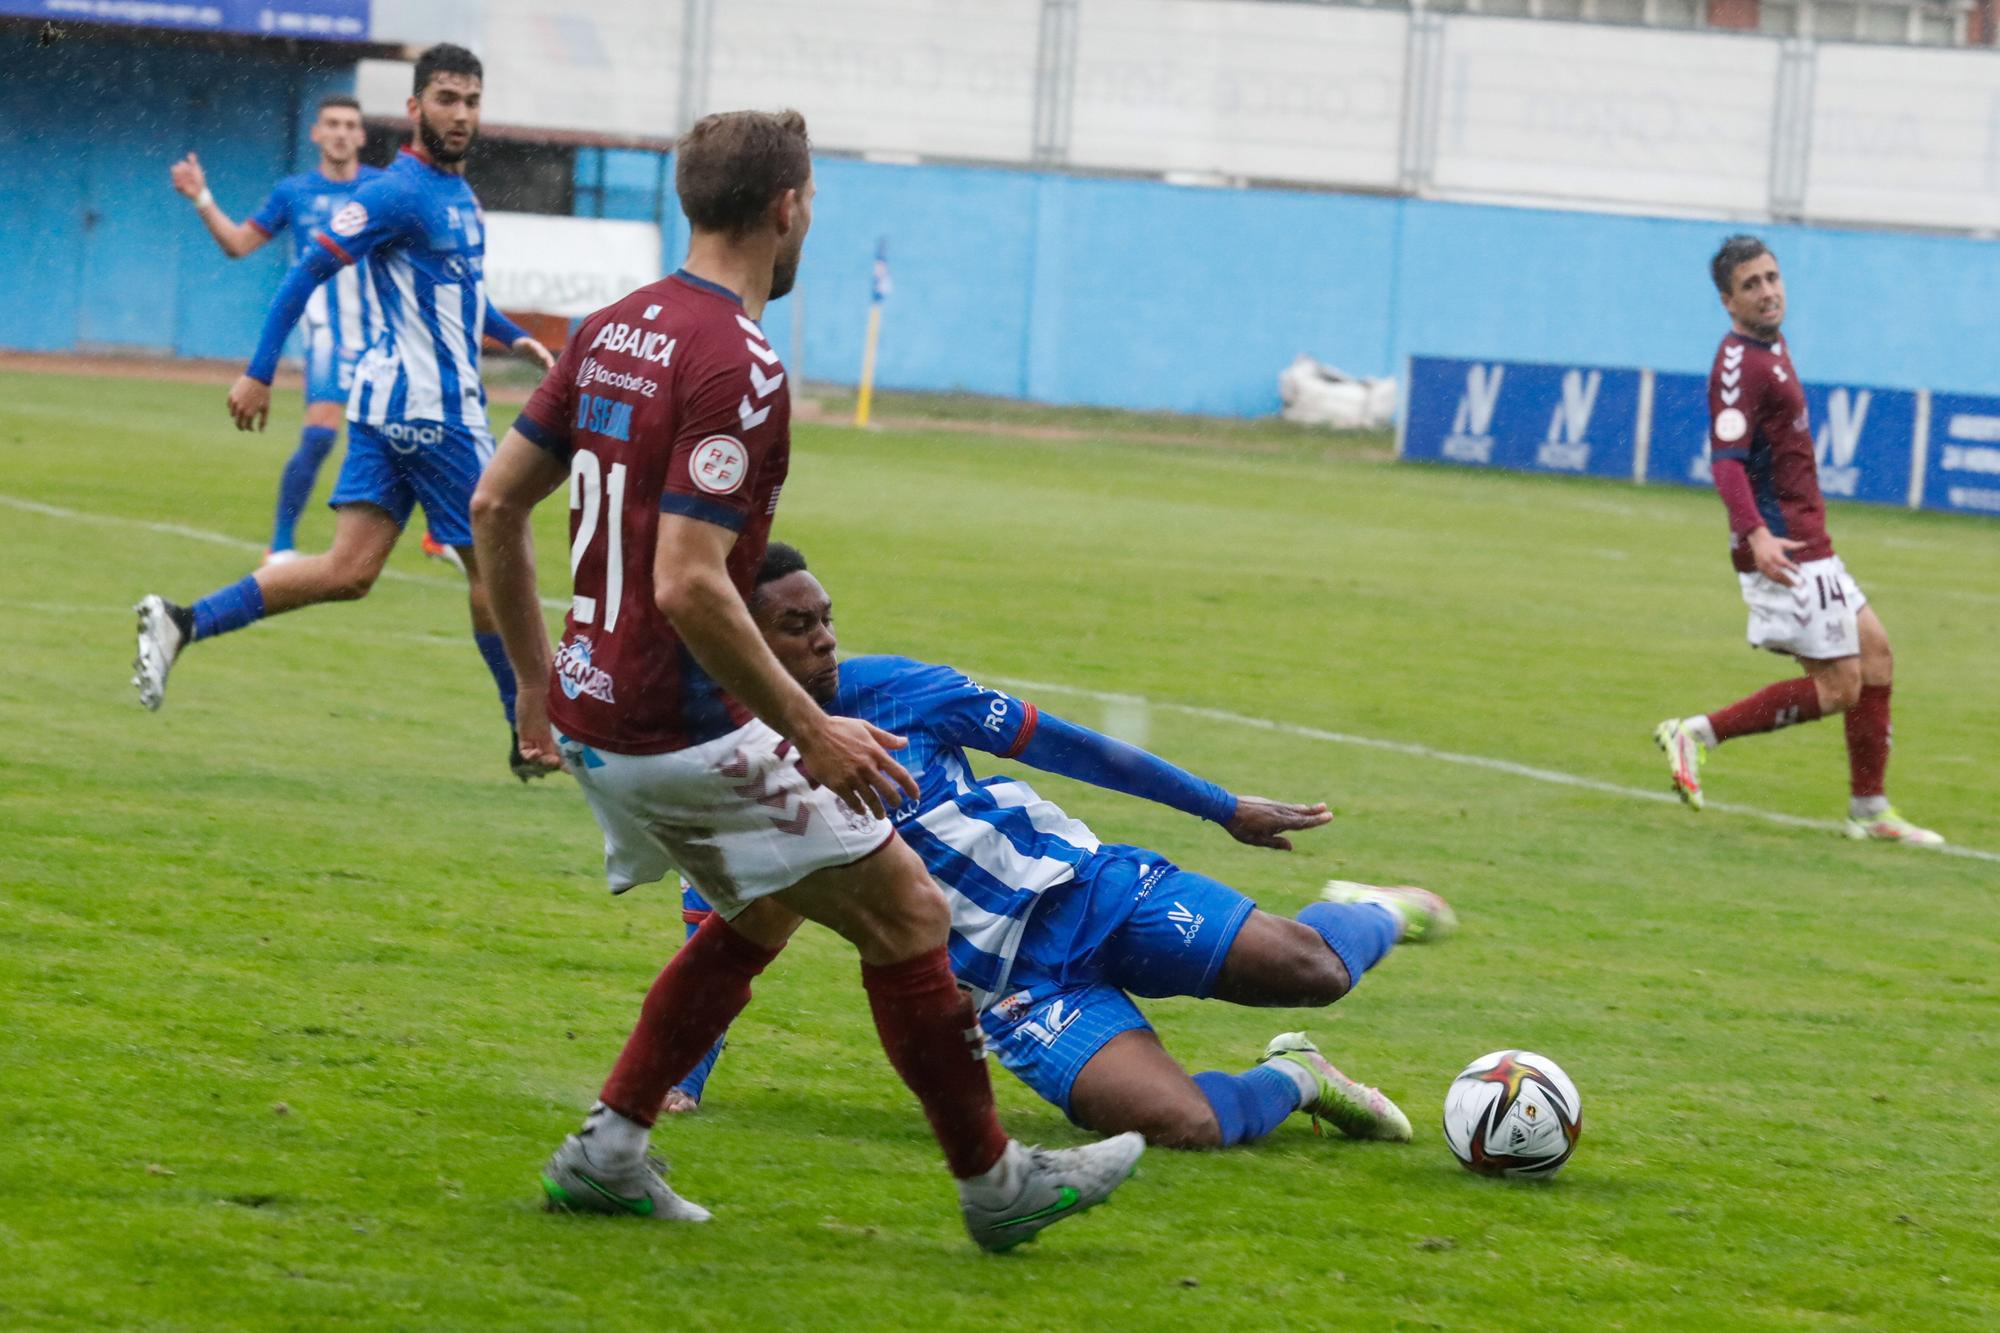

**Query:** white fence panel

left=1429, top=18, right=1778, bottom=215
left=704, top=0, right=1041, bottom=163
left=1069, top=0, right=1407, bottom=187
left=1805, top=44, right=2000, bottom=232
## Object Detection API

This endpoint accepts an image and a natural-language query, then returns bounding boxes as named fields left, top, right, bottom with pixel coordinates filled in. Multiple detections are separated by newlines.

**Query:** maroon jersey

left=1706, top=331, right=1832, bottom=573
left=515, top=270, right=791, bottom=754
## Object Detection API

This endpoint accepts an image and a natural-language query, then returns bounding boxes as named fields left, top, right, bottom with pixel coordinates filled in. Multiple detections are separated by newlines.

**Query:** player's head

left=749, top=541, right=839, bottom=703
left=310, top=94, right=364, bottom=168
left=1712, top=234, right=1784, bottom=338
left=675, top=110, right=814, bottom=299
left=408, top=43, right=483, bottom=165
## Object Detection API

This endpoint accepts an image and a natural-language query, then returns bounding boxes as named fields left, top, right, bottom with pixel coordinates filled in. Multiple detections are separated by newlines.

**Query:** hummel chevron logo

left=749, top=363, right=784, bottom=399
left=1720, top=370, right=1741, bottom=388
left=1720, top=388, right=1741, bottom=405
left=735, top=314, right=766, bottom=340
left=739, top=396, right=771, bottom=431
left=743, top=338, right=780, bottom=366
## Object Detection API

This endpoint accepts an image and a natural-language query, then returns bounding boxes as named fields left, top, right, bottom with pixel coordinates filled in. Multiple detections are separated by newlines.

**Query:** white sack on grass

left=1278, top=354, right=1396, bottom=430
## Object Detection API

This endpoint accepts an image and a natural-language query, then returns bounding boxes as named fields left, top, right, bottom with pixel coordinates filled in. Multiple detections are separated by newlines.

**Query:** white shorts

left=1739, top=554, right=1868, bottom=661
left=556, top=719, right=894, bottom=916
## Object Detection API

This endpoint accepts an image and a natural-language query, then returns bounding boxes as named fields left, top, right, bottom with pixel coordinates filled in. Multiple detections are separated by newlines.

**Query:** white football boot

left=1261, top=1032, right=1413, bottom=1142
left=539, top=1133, right=711, bottom=1222
left=1844, top=807, right=1944, bottom=847
left=132, top=595, right=188, bottom=712
left=959, top=1132, right=1144, bottom=1252
left=1320, top=880, right=1457, bottom=943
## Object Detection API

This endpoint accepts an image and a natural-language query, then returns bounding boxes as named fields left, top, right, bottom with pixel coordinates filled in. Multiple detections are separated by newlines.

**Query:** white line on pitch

left=7, top=490, right=1994, bottom=866
left=0, top=493, right=567, bottom=610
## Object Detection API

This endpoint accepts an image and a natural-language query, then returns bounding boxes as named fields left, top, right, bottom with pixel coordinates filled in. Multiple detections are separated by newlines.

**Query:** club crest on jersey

left=554, top=636, right=616, bottom=704
left=329, top=201, right=367, bottom=237
left=689, top=435, right=748, bottom=494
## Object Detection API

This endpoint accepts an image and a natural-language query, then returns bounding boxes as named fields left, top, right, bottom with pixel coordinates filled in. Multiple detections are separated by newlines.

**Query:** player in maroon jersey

left=1653, top=236, right=1942, bottom=846
left=471, top=109, right=1142, bottom=1250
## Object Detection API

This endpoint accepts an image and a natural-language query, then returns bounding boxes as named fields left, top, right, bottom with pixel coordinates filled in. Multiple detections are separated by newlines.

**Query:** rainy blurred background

left=5, top=0, right=2000, bottom=418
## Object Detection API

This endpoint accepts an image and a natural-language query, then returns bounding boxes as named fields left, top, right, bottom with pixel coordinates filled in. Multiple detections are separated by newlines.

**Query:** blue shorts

left=303, top=324, right=362, bottom=405
left=328, top=418, right=494, bottom=546
left=983, top=852, right=1256, bottom=1119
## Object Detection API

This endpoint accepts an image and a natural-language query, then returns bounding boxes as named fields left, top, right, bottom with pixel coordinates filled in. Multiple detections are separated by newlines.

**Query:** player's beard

left=416, top=108, right=474, bottom=165
left=770, top=244, right=802, bottom=301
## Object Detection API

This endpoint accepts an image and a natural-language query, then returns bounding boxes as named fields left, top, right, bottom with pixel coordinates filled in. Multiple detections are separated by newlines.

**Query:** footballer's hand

left=1748, top=528, right=1809, bottom=586
left=514, top=688, right=567, bottom=774
left=797, top=716, right=918, bottom=821
left=513, top=336, right=555, bottom=372
left=227, top=375, right=271, bottom=432
left=662, top=1088, right=700, bottom=1115
left=1225, top=796, right=1332, bottom=851
left=170, top=152, right=208, bottom=200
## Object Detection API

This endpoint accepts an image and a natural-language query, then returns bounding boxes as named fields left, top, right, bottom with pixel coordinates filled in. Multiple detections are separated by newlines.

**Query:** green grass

left=1, top=368, right=1996, bottom=1330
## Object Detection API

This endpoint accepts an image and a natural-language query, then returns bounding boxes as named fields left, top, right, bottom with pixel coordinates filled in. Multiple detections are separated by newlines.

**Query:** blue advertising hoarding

left=1921, top=394, right=2000, bottom=518
left=1401, top=356, right=1643, bottom=482
left=1, top=0, right=367, bottom=39
left=1646, top=370, right=1919, bottom=508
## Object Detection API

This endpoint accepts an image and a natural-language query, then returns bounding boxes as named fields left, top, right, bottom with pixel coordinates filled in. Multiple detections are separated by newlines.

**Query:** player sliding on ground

left=471, top=109, right=1140, bottom=1251
left=659, top=542, right=1455, bottom=1150
left=135, top=46, right=556, bottom=781
left=1654, top=236, right=1942, bottom=846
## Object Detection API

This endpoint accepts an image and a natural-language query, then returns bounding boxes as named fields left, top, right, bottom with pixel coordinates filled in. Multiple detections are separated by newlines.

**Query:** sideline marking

left=8, top=491, right=1994, bottom=865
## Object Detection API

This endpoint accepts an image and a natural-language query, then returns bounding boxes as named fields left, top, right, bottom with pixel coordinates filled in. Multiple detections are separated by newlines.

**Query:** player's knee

left=1273, top=920, right=1352, bottom=1006
left=1822, top=672, right=1863, bottom=713
left=1142, top=1102, right=1223, bottom=1150
left=324, top=558, right=380, bottom=601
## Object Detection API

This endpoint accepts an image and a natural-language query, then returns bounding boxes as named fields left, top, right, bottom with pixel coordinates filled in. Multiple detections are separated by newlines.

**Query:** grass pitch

left=2, top=368, right=1996, bottom=1330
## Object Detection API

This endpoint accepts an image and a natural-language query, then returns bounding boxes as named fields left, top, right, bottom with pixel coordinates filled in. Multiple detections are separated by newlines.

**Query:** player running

left=658, top=542, right=1453, bottom=1150
left=135, top=45, right=555, bottom=781
left=170, top=94, right=398, bottom=563
left=1654, top=236, right=1942, bottom=846
left=470, top=109, right=1141, bottom=1250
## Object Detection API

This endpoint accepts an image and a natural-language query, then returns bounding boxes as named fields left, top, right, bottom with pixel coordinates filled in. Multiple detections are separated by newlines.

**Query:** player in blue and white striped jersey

left=136, top=46, right=556, bottom=782
left=658, top=544, right=1459, bottom=1151
left=171, top=94, right=383, bottom=559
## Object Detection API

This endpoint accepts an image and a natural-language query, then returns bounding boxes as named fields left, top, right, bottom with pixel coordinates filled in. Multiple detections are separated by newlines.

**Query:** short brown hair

left=675, top=110, right=811, bottom=236
left=1711, top=234, right=1770, bottom=295
left=317, top=93, right=362, bottom=116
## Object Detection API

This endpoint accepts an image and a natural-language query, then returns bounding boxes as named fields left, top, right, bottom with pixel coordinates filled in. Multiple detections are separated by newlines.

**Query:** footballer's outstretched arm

left=654, top=515, right=918, bottom=820
left=471, top=429, right=571, bottom=770
left=171, top=153, right=270, bottom=258
left=1010, top=708, right=1329, bottom=851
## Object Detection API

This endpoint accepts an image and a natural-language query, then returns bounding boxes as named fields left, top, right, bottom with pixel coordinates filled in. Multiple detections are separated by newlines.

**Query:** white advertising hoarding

left=1069, top=0, right=1407, bottom=188
left=1430, top=18, right=1778, bottom=215
left=704, top=0, right=1041, bottom=163
left=1805, top=44, right=2000, bottom=232
left=483, top=212, right=662, bottom=318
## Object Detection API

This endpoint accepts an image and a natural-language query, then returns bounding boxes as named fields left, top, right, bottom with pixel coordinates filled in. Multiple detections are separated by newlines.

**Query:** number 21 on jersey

left=569, top=449, right=626, bottom=632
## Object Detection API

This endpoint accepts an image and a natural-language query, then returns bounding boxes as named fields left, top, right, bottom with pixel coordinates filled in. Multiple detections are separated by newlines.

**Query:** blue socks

left=673, top=886, right=727, bottom=1103
left=271, top=424, right=338, bottom=552
left=1297, top=900, right=1399, bottom=988
left=190, top=575, right=267, bottom=642
left=1193, top=1066, right=1305, bottom=1146
left=473, top=631, right=518, bottom=725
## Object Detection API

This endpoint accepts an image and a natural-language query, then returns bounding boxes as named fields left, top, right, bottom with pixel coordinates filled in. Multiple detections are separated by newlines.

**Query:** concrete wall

left=0, top=30, right=351, bottom=360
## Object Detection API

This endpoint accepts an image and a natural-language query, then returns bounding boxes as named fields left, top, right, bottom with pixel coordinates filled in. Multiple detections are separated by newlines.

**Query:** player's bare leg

left=1836, top=607, right=1941, bottom=845
left=1068, top=1030, right=1221, bottom=1148
left=134, top=504, right=397, bottom=710
left=774, top=839, right=1144, bottom=1250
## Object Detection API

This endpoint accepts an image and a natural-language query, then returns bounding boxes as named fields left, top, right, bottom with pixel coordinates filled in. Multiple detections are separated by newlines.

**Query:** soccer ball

left=1442, top=1050, right=1582, bottom=1178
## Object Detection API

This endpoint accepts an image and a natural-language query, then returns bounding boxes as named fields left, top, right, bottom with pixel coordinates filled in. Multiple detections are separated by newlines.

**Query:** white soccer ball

left=1442, top=1049, right=1582, bottom=1178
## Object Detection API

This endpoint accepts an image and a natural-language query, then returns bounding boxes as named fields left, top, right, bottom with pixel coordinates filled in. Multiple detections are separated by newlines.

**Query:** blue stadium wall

left=0, top=29, right=351, bottom=360
left=8, top=27, right=1998, bottom=420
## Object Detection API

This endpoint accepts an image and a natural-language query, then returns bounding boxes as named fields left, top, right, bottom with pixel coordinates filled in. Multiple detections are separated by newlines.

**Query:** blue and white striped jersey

left=311, top=147, right=492, bottom=429
left=249, top=166, right=383, bottom=356
left=833, top=655, right=1102, bottom=1008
